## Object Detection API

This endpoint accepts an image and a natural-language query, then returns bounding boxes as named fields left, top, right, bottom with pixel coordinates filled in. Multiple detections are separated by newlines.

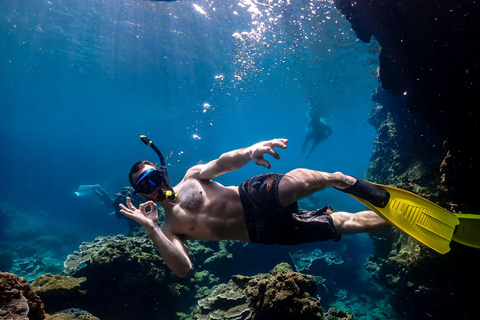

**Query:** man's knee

left=330, top=171, right=356, bottom=189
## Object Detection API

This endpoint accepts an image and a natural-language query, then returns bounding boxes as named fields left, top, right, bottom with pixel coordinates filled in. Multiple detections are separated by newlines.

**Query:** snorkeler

left=299, top=114, right=332, bottom=159
left=119, top=136, right=390, bottom=277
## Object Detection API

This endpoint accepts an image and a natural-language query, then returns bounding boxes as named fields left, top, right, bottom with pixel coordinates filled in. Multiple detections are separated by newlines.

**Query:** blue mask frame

left=132, top=168, right=164, bottom=196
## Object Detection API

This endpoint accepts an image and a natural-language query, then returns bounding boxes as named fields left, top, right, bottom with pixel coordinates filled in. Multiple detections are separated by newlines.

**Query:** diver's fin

left=345, top=183, right=459, bottom=254
left=452, top=214, right=480, bottom=249
left=75, top=184, right=113, bottom=206
left=74, top=184, right=102, bottom=197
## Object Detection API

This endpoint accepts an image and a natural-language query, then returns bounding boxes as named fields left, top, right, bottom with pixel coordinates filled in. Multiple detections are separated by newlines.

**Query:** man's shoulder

left=184, top=164, right=205, bottom=176
left=182, top=164, right=212, bottom=182
left=175, top=166, right=201, bottom=186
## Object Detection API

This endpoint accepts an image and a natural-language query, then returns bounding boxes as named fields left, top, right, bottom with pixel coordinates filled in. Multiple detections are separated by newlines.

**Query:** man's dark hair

left=129, top=160, right=157, bottom=187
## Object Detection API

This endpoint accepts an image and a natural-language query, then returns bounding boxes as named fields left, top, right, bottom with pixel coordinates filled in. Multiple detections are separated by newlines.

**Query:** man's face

left=132, top=165, right=166, bottom=201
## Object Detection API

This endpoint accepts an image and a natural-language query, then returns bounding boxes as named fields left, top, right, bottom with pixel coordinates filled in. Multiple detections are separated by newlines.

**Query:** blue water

left=1, top=0, right=392, bottom=318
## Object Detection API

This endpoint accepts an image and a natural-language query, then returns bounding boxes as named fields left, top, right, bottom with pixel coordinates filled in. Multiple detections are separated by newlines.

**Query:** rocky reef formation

left=0, top=272, right=45, bottom=320
left=246, top=272, right=321, bottom=320
left=23, top=234, right=356, bottom=320
left=333, top=1, right=480, bottom=319
left=190, top=263, right=352, bottom=320
left=10, top=255, right=64, bottom=283
left=48, top=232, right=222, bottom=320
left=334, top=0, right=480, bottom=209
left=44, top=309, right=100, bottom=320
left=26, top=229, right=246, bottom=320
left=45, top=314, right=91, bottom=320
left=32, top=274, right=88, bottom=312
left=2, top=230, right=241, bottom=320
left=0, top=271, right=101, bottom=320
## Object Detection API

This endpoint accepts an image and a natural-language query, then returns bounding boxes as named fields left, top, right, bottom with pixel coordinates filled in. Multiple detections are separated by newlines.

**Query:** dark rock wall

left=333, top=1, right=480, bottom=319
left=334, top=0, right=480, bottom=210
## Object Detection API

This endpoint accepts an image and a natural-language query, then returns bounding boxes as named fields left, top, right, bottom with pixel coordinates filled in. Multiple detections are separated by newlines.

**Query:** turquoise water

left=1, top=0, right=395, bottom=318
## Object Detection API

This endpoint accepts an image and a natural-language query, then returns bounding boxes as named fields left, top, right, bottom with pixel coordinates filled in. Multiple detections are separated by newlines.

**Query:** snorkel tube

left=139, top=135, right=177, bottom=201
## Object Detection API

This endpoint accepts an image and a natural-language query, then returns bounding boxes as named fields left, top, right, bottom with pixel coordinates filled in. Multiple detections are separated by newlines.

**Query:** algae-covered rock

left=0, top=272, right=45, bottom=320
left=63, top=234, right=150, bottom=276
left=57, top=234, right=210, bottom=320
left=323, top=307, right=354, bottom=320
left=194, top=279, right=251, bottom=320
left=45, top=313, right=99, bottom=320
left=203, top=242, right=234, bottom=264
left=32, top=273, right=87, bottom=313
left=191, top=263, right=327, bottom=320
left=44, top=307, right=100, bottom=320
left=269, top=262, right=293, bottom=275
left=246, top=271, right=321, bottom=320
left=186, top=240, right=235, bottom=267
left=192, top=270, right=221, bottom=299
left=32, top=273, right=87, bottom=294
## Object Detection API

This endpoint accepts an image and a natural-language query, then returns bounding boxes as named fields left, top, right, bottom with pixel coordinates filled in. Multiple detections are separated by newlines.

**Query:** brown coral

left=32, top=274, right=87, bottom=294
left=0, top=272, right=45, bottom=320
left=192, top=265, right=326, bottom=320
left=45, top=313, right=100, bottom=320
left=31, top=273, right=87, bottom=312
left=246, top=272, right=321, bottom=320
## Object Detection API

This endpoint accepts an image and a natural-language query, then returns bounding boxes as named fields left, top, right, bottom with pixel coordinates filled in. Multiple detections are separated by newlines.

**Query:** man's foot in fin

left=336, top=178, right=390, bottom=208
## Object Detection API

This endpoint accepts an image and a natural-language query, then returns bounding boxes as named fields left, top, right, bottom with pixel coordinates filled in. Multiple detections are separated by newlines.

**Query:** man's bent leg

left=278, top=169, right=356, bottom=207
left=331, top=211, right=390, bottom=236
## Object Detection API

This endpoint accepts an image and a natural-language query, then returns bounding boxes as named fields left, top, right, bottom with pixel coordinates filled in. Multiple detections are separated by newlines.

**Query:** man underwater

left=300, top=114, right=333, bottom=159
left=119, top=138, right=389, bottom=277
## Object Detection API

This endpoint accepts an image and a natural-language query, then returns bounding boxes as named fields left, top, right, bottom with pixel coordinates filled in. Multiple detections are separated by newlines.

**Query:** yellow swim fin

left=452, top=214, right=480, bottom=249
left=346, top=183, right=460, bottom=254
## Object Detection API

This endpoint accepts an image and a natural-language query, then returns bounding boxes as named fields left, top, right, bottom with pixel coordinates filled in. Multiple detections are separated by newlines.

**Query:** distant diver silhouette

left=300, top=116, right=332, bottom=159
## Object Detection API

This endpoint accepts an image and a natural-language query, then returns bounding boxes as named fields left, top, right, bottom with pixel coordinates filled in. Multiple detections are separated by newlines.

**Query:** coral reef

left=11, top=255, right=64, bottom=283
left=195, top=277, right=250, bottom=320
left=32, top=274, right=87, bottom=294
left=45, top=308, right=99, bottom=320
left=191, top=264, right=329, bottom=320
left=0, top=272, right=45, bottom=320
left=323, top=308, right=353, bottom=320
left=32, top=274, right=87, bottom=311
left=268, top=262, right=292, bottom=275
left=289, top=249, right=344, bottom=272
left=45, top=314, right=99, bottom=320
left=4, top=235, right=357, bottom=320
left=59, top=235, right=190, bottom=318
left=35, top=233, right=223, bottom=319
left=246, top=272, right=321, bottom=320
left=63, top=234, right=137, bottom=276
left=334, top=0, right=480, bottom=209
left=186, top=240, right=235, bottom=267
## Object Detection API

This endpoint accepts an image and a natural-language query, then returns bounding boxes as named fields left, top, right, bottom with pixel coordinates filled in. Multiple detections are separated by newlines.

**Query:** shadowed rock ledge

left=333, top=1, right=480, bottom=319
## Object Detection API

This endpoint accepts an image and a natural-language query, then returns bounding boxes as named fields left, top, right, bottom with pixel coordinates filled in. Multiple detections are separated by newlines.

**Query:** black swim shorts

left=238, top=173, right=340, bottom=245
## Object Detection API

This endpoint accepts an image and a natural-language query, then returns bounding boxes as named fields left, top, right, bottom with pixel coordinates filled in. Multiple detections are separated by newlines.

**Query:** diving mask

left=131, top=135, right=177, bottom=201
left=132, top=168, right=164, bottom=196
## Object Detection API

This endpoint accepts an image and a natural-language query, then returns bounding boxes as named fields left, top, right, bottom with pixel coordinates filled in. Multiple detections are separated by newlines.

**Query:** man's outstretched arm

left=185, top=138, right=289, bottom=181
left=119, top=198, right=192, bottom=277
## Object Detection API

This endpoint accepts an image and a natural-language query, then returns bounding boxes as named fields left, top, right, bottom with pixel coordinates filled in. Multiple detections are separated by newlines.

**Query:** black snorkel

left=139, top=135, right=177, bottom=201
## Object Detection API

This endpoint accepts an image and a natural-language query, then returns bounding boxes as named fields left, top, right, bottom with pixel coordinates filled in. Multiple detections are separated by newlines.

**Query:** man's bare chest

left=176, top=180, right=204, bottom=212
